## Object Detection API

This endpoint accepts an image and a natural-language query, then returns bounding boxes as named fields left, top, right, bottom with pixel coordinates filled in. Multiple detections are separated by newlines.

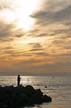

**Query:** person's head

left=18, top=75, right=20, bottom=77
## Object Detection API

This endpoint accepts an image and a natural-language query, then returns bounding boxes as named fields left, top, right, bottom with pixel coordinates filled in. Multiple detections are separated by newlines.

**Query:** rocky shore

left=0, top=85, right=52, bottom=108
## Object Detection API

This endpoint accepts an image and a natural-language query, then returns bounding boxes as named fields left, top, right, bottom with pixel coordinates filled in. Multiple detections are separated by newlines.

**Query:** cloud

left=28, top=43, right=43, bottom=52
left=0, top=21, right=14, bottom=41
left=36, top=33, right=47, bottom=37
left=51, top=29, right=71, bottom=36
left=0, top=21, right=25, bottom=42
left=32, top=4, right=71, bottom=26
left=51, top=5, right=71, bottom=22
left=0, top=0, right=71, bottom=74
left=0, top=1, right=25, bottom=42
left=0, top=0, right=15, bottom=10
left=33, top=52, right=48, bottom=56
left=44, top=0, right=70, bottom=12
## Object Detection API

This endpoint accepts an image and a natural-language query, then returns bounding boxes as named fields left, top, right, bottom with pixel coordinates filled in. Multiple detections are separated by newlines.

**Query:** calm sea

left=0, top=75, right=71, bottom=108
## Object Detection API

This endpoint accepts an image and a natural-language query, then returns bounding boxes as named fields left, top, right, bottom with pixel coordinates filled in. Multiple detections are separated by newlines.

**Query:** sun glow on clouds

left=14, top=0, right=43, bottom=31
left=0, top=0, right=71, bottom=74
left=0, top=9, right=15, bottom=23
left=0, top=0, right=43, bottom=31
left=13, top=37, right=44, bottom=51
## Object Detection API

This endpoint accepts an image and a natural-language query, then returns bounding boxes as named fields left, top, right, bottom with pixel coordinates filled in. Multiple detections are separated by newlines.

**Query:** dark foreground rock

left=0, top=85, right=52, bottom=108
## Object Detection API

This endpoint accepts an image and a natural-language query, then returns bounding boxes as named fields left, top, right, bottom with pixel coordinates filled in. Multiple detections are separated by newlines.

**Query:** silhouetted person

left=17, top=75, right=21, bottom=86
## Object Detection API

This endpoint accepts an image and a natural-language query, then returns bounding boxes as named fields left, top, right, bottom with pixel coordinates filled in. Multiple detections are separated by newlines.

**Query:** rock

left=0, top=85, right=52, bottom=108
left=42, top=95, right=52, bottom=102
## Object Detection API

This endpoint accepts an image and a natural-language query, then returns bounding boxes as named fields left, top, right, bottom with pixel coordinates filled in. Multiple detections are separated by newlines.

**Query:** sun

left=15, top=12, right=35, bottom=31
left=0, top=0, right=43, bottom=31
left=14, top=0, right=42, bottom=31
left=3, top=0, right=42, bottom=31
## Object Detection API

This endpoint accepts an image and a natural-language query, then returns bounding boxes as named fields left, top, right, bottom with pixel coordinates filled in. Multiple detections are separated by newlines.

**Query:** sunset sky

left=0, top=0, right=71, bottom=75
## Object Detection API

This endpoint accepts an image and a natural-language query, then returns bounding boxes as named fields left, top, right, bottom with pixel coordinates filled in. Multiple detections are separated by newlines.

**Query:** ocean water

left=0, top=75, right=71, bottom=108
